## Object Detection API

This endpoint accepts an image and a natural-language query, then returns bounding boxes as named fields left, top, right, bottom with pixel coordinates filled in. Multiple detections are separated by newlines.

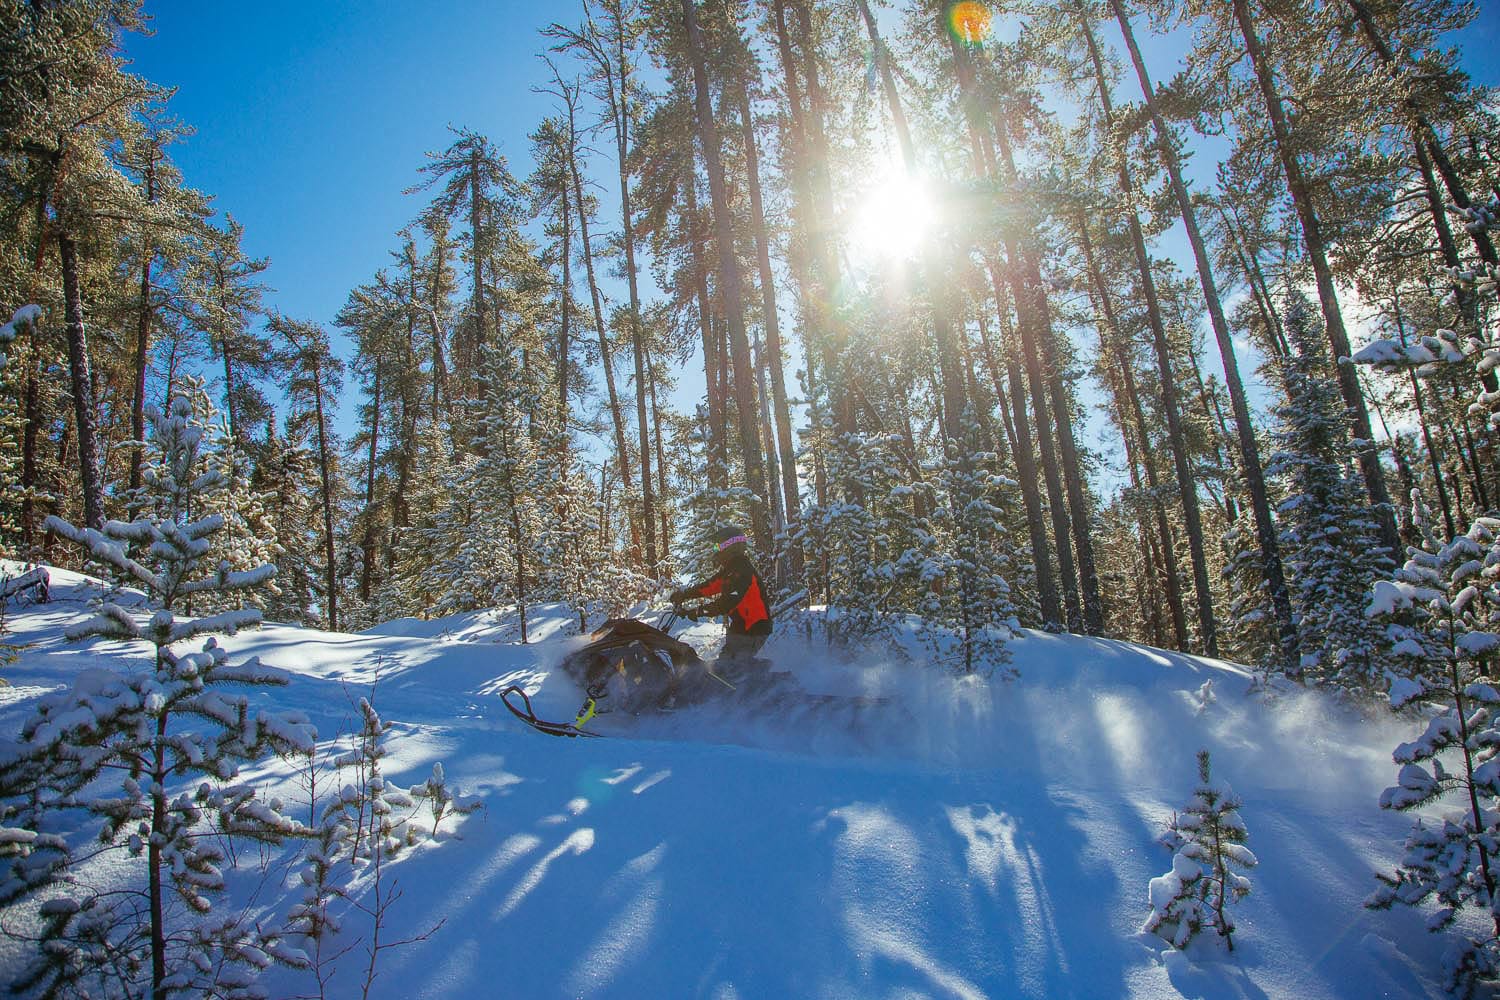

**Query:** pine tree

left=1267, top=295, right=1393, bottom=692
left=253, top=416, right=322, bottom=626
left=191, top=218, right=273, bottom=450
left=468, top=343, right=549, bottom=642
left=1366, top=505, right=1500, bottom=995
left=1144, top=750, right=1257, bottom=951
left=924, top=412, right=1021, bottom=674
left=3, top=392, right=314, bottom=999
left=0, top=306, right=41, bottom=554
left=1218, top=514, right=1280, bottom=678
left=798, top=426, right=933, bottom=647
left=269, top=316, right=346, bottom=632
left=287, top=696, right=478, bottom=998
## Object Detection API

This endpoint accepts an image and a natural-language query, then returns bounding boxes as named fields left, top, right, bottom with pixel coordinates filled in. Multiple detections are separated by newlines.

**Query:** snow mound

left=0, top=571, right=1451, bottom=999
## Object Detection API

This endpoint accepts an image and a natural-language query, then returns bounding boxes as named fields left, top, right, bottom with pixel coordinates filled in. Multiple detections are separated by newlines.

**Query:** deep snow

left=0, top=565, right=1459, bottom=998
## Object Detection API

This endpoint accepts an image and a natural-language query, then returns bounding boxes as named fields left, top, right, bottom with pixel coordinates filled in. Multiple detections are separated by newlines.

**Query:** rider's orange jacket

left=682, top=551, right=773, bottom=637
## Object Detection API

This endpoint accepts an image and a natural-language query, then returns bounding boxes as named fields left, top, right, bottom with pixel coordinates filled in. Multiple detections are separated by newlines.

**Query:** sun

left=846, top=167, right=938, bottom=266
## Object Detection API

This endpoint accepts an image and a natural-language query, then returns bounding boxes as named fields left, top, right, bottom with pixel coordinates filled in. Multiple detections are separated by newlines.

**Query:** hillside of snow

left=0, top=566, right=1458, bottom=999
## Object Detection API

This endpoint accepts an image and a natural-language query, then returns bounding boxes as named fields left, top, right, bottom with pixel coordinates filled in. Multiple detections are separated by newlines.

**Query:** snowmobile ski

left=500, top=684, right=603, bottom=739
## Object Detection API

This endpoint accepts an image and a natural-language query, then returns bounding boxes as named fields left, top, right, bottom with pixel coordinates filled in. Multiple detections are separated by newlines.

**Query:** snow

left=0, top=565, right=1460, bottom=998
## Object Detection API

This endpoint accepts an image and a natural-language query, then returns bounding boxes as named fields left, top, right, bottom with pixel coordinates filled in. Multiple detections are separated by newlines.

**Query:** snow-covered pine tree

left=0, top=306, right=40, bottom=554
left=0, top=393, right=317, bottom=999
left=437, top=339, right=555, bottom=638
left=1219, top=514, right=1281, bottom=682
left=253, top=414, right=323, bottom=625
left=923, top=413, right=1021, bottom=674
left=1366, top=500, right=1500, bottom=995
left=1267, top=293, right=1393, bottom=693
left=533, top=430, right=625, bottom=632
left=797, top=424, right=933, bottom=647
left=131, top=377, right=281, bottom=618
left=1144, top=750, right=1256, bottom=951
left=373, top=419, right=458, bottom=620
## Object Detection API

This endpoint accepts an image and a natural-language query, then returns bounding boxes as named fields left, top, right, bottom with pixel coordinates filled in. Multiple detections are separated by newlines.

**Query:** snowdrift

left=0, top=565, right=1455, bottom=998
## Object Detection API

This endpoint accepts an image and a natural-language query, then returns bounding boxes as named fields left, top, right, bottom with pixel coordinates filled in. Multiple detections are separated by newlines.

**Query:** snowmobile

left=501, top=607, right=735, bottom=738
left=500, top=593, right=889, bottom=739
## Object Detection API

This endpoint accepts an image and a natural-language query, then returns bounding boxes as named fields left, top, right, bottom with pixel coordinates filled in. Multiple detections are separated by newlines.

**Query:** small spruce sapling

left=285, top=692, right=476, bottom=999
left=407, top=762, right=482, bottom=842
left=0, top=394, right=316, bottom=999
left=1366, top=501, right=1500, bottom=995
left=1144, top=750, right=1256, bottom=950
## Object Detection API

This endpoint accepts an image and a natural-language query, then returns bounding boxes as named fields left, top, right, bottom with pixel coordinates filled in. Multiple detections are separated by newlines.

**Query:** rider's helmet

left=710, top=526, right=748, bottom=562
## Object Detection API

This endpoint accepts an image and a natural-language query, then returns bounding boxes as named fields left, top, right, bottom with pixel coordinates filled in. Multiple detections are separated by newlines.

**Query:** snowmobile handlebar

left=662, top=599, right=715, bottom=631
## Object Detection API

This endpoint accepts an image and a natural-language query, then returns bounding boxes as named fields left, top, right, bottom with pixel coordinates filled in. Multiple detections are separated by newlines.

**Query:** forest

left=3, top=0, right=1498, bottom=693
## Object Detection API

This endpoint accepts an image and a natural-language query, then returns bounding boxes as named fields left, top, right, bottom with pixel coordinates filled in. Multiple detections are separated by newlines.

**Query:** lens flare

left=946, top=1, right=992, bottom=47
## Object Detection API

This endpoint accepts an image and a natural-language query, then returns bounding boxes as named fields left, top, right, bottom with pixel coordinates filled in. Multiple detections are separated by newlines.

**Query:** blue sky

left=122, top=1, right=1500, bottom=452
left=124, top=0, right=562, bottom=339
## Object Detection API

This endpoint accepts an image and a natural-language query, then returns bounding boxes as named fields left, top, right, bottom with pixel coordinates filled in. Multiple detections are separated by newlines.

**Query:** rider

left=670, top=526, right=773, bottom=686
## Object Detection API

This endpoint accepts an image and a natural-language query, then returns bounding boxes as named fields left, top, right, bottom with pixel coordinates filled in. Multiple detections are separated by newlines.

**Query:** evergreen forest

left=5, top=0, right=1500, bottom=695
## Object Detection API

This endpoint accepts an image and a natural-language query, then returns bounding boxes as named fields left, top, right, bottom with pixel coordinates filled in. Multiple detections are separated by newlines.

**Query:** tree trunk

left=21, top=328, right=42, bottom=551
left=59, top=231, right=104, bottom=529
left=649, top=357, right=672, bottom=555
left=738, top=84, right=803, bottom=549
left=682, top=0, right=771, bottom=551
left=425, top=234, right=451, bottom=422
left=1232, top=0, right=1399, bottom=554
left=360, top=363, right=382, bottom=604
left=752, top=332, right=786, bottom=539
left=568, top=122, right=638, bottom=560
left=558, top=169, right=572, bottom=440
left=130, top=155, right=157, bottom=494
left=511, top=500, right=528, bottom=644
left=597, top=18, right=657, bottom=569
left=1075, top=214, right=1191, bottom=651
left=310, top=355, right=339, bottom=632
left=467, top=149, right=487, bottom=389
left=1217, top=203, right=1289, bottom=359
left=149, top=717, right=168, bottom=1000
left=1097, top=2, right=1292, bottom=660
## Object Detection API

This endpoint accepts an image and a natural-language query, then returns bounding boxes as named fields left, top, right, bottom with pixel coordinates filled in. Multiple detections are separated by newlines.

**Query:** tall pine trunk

left=467, top=149, right=487, bottom=394
left=596, top=11, right=658, bottom=570
left=1103, top=2, right=1293, bottom=664
left=310, top=355, right=339, bottom=633
left=1075, top=214, right=1191, bottom=651
left=130, top=154, right=157, bottom=494
left=59, top=231, right=104, bottom=529
left=738, top=84, right=802, bottom=552
left=682, top=0, right=771, bottom=550
left=1231, top=0, right=1399, bottom=554
left=567, top=118, right=639, bottom=560
left=557, top=171, right=573, bottom=441
left=360, top=363, right=382, bottom=604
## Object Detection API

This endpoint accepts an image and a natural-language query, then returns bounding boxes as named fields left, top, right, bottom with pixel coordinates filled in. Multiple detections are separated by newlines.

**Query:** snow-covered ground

left=0, top=566, right=1456, bottom=998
